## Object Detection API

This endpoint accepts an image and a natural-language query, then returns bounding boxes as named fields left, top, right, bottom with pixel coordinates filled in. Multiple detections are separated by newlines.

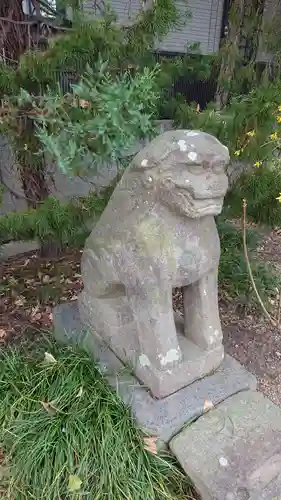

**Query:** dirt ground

left=1, top=230, right=281, bottom=406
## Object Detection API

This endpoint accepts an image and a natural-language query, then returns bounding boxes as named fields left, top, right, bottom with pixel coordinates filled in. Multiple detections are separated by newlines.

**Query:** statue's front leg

left=183, top=268, right=222, bottom=350
left=125, top=278, right=182, bottom=371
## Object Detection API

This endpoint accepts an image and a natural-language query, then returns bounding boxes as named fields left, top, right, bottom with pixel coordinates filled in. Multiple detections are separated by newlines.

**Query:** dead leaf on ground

left=76, top=386, right=83, bottom=398
left=31, top=304, right=40, bottom=317
left=0, top=329, right=6, bottom=338
left=203, top=399, right=214, bottom=412
left=44, top=352, right=57, bottom=364
left=143, top=436, right=158, bottom=455
left=14, top=296, right=26, bottom=307
left=68, top=474, right=82, bottom=491
left=40, top=401, right=58, bottom=416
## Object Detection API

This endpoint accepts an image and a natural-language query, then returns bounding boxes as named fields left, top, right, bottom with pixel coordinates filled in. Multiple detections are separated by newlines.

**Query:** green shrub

left=174, top=78, right=281, bottom=165
left=0, top=340, right=193, bottom=499
left=225, top=164, right=281, bottom=226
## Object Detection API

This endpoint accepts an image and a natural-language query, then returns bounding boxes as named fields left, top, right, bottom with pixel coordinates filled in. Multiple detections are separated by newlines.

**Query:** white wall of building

left=82, top=0, right=225, bottom=55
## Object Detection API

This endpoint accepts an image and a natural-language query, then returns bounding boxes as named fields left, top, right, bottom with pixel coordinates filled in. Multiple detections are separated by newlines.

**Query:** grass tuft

left=0, top=338, right=195, bottom=499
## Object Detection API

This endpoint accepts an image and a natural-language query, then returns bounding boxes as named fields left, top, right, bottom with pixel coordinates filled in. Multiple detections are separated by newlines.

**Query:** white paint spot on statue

left=185, top=131, right=199, bottom=137
left=158, top=348, right=180, bottom=365
left=139, top=354, right=151, bottom=367
left=213, top=329, right=220, bottom=337
left=188, top=151, right=197, bottom=162
left=141, top=158, right=148, bottom=167
left=148, top=176, right=153, bottom=182
left=219, top=457, right=228, bottom=467
left=177, top=139, right=188, bottom=152
left=185, top=179, right=190, bottom=184
left=203, top=289, right=207, bottom=296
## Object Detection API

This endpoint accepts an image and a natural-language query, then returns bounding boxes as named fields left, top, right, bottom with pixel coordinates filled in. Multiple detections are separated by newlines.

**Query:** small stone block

left=53, top=301, right=256, bottom=444
left=170, top=390, right=281, bottom=500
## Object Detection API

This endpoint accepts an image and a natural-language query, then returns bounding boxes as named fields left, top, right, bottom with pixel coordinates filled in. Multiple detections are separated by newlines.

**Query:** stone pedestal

left=53, top=301, right=256, bottom=444
left=170, top=391, right=281, bottom=500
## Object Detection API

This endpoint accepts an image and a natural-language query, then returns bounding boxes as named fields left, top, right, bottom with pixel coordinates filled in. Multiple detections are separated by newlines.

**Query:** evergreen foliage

left=0, top=0, right=213, bottom=254
left=0, top=185, right=113, bottom=248
left=19, top=62, right=160, bottom=175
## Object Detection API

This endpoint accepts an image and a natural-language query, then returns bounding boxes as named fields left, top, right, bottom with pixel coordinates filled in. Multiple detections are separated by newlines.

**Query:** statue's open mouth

left=179, top=189, right=223, bottom=214
left=194, top=202, right=222, bottom=215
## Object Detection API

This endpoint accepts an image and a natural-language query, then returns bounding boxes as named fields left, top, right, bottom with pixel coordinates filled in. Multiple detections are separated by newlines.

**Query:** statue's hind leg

left=79, top=249, right=140, bottom=360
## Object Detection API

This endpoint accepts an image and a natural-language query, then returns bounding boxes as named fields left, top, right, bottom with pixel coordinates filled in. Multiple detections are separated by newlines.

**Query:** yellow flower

left=246, top=130, right=255, bottom=137
left=270, top=132, right=278, bottom=140
left=276, top=115, right=281, bottom=122
left=254, top=161, right=262, bottom=167
left=278, top=105, right=281, bottom=111
left=276, top=193, right=281, bottom=203
left=234, top=150, right=241, bottom=156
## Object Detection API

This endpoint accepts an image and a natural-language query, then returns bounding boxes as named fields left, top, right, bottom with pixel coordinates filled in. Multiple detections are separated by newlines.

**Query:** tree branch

left=0, top=16, right=72, bottom=30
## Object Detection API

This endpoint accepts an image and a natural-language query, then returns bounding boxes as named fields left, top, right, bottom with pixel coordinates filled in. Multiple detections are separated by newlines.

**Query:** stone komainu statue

left=79, top=130, right=229, bottom=398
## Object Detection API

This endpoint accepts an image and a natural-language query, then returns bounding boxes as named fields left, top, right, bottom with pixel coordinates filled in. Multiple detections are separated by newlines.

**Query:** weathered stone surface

left=170, top=390, right=281, bottom=500
left=78, top=130, right=230, bottom=398
left=53, top=301, right=256, bottom=444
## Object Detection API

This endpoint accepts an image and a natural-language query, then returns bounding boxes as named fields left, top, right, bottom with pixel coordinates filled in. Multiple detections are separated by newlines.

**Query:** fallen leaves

left=44, top=352, right=57, bottom=364
left=0, top=329, right=6, bottom=338
left=68, top=474, right=82, bottom=492
left=42, top=274, right=51, bottom=284
left=76, top=386, right=83, bottom=398
left=143, top=436, right=158, bottom=455
left=0, top=248, right=83, bottom=345
left=203, top=399, right=214, bottom=412
left=40, top=400, right=58, bottom=416
left=14, top=295, right=26, bottom=307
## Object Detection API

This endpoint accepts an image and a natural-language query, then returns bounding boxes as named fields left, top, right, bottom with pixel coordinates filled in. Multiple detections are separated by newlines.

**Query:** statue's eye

left=187, top=165, right=201, bottom=175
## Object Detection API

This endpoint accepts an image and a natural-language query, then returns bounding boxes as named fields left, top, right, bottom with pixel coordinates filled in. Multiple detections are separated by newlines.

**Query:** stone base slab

left=53, top=301, right=256, bottom=444
left=79, top=292, right=225, bottom=399
left=170, top=390, right=281, bottom=499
